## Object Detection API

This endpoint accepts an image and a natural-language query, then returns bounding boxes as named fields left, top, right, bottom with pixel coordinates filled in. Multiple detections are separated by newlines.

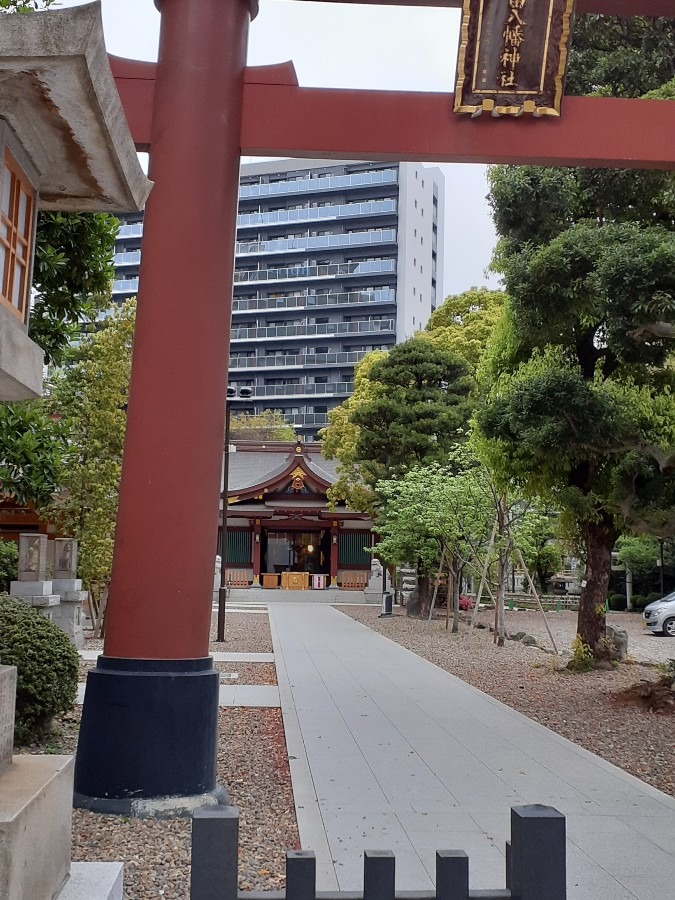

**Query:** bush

left=631, top=594, right=648, bottom=610
left=0, top=540, right=18, bottom=593
left=607, top=592, right=627, bottom=611
left=647, top=592, right=663, bottom=603
left=567, top=635, right=595, bottom=672
left=0, top=595, right=78, bottom=745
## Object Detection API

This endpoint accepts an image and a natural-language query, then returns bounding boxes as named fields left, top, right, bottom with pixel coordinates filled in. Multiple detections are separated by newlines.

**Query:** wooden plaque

left=454, top=0, right=576, bottom=117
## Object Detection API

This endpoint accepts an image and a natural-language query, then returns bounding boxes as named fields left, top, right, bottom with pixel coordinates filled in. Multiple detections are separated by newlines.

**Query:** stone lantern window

left=0, top=142, right=36, bottom=325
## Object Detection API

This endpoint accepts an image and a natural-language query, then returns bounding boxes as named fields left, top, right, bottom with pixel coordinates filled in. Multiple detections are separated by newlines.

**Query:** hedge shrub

left=0, top=540, right=18, bottom=593
left=0, top=595, right=78, bottom=744
left=607, top=593, right=627, bottom=611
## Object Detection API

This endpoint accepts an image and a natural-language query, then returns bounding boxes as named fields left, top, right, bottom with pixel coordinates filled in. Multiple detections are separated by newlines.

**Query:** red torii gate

left=74, top=0, right=675, bottom=811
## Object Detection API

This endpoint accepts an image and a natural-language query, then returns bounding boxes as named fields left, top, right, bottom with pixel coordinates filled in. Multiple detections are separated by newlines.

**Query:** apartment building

left=113, top=159, right=445, bottom=440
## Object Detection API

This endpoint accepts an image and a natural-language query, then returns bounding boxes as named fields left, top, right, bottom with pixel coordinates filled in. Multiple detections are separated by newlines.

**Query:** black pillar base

left=74, top=656, right=220, bottom=815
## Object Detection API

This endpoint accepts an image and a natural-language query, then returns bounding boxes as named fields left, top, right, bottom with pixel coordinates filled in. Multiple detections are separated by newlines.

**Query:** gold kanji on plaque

left=454, top=0, right=576, bottom=117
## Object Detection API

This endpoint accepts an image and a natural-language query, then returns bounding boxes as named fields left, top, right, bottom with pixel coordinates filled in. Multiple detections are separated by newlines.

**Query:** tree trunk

left=578, top=516, right=618, bottom=657
left=407, top=568, right=431, bottom=618
left=452, top=561, right=461, bottom=634
left=496, top=496, right=507, bottom=647
left=497, top=550, right=507, bottom=647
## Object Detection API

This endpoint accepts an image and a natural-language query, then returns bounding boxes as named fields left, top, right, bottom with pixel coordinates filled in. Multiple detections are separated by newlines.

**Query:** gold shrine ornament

left=290, top=466, right=306, bottom=492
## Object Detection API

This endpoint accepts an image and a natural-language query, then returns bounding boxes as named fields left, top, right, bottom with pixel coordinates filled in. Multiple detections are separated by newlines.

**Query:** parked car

left=643, top=591, right=675, bottom=636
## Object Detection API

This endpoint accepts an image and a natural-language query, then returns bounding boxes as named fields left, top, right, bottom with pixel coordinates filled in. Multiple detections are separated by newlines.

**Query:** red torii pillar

left=74, top=0, right=257, bottom=811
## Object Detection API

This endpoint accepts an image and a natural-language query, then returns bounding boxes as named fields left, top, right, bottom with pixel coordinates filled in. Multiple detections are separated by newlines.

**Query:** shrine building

left=222, top=439, right=374, bottom=590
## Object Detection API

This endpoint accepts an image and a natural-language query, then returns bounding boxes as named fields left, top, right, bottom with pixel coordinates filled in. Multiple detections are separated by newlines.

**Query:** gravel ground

left=339, top=605, right=675, bottom=798
left=463, top=606, right=675, bottom=665
left=34, top=612, right=289, bottom=897
left=209, top=611, right=273, bottom=653
left=214, top=662, right=277, bottom=685
left=25, top=705, right=297, bottom=899
left=85, top=610, right=274, bottom=656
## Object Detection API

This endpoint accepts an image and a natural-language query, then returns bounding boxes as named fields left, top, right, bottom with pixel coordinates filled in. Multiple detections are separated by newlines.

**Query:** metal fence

left=190, top=805, right=566, bottom=900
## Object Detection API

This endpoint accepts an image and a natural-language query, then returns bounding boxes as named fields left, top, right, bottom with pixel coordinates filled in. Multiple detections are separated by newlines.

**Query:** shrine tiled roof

left=227, top=442, right=339, bottom=493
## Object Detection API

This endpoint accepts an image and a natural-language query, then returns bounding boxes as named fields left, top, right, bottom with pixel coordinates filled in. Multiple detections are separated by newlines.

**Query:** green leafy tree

left=476, top=27, right=675, bottom=656
left=425, top=288, right=506, bottom=373
left=47, top=301, right=136, bottom=629
left=321, top=350, right=387, bottom=512
left=30, top=212, right=119, bottom=366
left=511, top=508, right=563, bottom=592
left=0, top=402, right=65, bottom=507
left=350, top=339, right=472, bottom=485
left=229, top=409, right=296, bottom=441
left=615, top=535, right=662, bottom=582
left=567, top=15, right=675, bottom=99
left=0, top=0, right=56, bottom=11
left=376, top=457, right=495, bottom=623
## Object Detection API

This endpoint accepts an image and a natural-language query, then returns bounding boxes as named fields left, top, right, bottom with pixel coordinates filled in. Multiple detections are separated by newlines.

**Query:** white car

left=643, top=591, right=675, bottom=637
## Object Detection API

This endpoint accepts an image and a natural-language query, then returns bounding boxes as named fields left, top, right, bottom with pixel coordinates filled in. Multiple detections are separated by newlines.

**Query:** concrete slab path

left=269, top=603, right=675, bottom=899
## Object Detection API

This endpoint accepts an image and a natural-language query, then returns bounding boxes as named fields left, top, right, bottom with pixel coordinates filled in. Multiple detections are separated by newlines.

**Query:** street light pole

left=217, top=385, right=252, bottom=642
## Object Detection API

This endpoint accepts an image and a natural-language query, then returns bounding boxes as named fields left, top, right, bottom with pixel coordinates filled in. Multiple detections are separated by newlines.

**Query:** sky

left=60, top=0, right=500, bottom=299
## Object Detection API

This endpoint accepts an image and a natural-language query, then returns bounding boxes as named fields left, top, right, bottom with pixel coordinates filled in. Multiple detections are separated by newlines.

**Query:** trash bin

left=379, top=591, right=393, bottom=618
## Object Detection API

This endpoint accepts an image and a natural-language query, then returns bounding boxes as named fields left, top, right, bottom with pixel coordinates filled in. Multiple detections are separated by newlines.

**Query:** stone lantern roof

left=0, top=1, right=151, bottom=213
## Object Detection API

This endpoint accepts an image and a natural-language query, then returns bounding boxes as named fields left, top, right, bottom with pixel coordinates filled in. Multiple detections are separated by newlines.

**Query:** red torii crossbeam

left=75, top=0, right=675, bottom=812
left=110, top=0, right=675, bottom=168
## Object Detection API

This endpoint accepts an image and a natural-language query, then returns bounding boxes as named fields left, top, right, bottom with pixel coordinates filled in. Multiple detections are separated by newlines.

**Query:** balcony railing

left=113, top=251, right=141, bottom=266
left=233, top=288, right=395, bottom=313
left=231, top=320, right=395, bottom=341
left=285, top=413, right=329, bottom=427
left=237, top=199, right=397, bottom=229
left=230, top=350, right=368, bottom=369
left=239, top=169, right=397, bottom=200
left=234, top=259, right=396, bottom=285
left=113, top=278, right=139, bottom=295
left=117, top=223, right=144, bottom=238
left=236, top=229, right=396, bottom=257
left=251, top=382, right=354, bottom=398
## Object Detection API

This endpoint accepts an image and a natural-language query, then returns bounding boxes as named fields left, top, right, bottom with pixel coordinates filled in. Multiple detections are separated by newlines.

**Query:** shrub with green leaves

left=607, top=593, right=626, bottom=611
left=0, top=595, right=78, bottom=744
left=0, top=541, right=18, bottom=593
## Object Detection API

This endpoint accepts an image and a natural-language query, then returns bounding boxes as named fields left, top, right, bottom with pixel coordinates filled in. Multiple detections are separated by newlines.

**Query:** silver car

left=643, top=591, right=675, bottom=636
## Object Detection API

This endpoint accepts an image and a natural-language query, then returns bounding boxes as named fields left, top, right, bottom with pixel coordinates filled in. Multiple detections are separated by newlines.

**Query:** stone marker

left=17, top=532, right=48, bottom=581
left=54, top=537, right=78, bottom=579
left=0, top=665, right=16, bottom=775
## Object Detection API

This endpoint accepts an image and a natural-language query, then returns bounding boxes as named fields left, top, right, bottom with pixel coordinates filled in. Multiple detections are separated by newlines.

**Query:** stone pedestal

left=0, top=755, right=74, bottom=900
left=10, top=579, right=55, bottom=597
left=0, top=666, right=123, bottom=900
left=0, top=665, right=72, bottom=900
left=0, top=667, right=15, bottom=777
left=364, top=562, right=388, bottom=597
left=52, top=580, right=86, bottom=650
left=51, top=594, right=86, bottom=651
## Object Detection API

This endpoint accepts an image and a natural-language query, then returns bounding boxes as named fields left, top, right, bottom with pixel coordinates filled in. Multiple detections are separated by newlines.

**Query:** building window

left=0, top=150, right=35, bottom=322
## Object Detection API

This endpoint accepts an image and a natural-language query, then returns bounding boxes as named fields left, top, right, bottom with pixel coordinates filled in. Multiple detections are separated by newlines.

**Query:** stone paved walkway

left=269, top=603, right=675, bottom=899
